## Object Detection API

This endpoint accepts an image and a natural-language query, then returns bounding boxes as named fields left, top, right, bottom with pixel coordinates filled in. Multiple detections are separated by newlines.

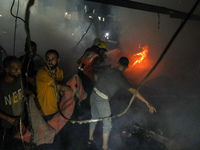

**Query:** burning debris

left=120, top=124, right=181, bottom=150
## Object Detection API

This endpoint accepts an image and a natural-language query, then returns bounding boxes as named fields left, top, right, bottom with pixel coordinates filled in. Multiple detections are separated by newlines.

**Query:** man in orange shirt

left=36, top=49, right=71, bottom=150
left=77, top=41, right=110, bottom=119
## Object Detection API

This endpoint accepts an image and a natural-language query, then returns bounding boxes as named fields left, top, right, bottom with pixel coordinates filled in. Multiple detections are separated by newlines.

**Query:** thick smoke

left=0, top=0, right=97, bottom=81
left=109, top=3, right=200, bottom=84
left=109, top=1, right=200, bottom=149
left=1, top=0, right=200, bottom=149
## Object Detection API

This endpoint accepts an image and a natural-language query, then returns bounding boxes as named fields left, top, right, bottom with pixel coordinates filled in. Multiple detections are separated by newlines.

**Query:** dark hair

left=45, top=49, right=59, bottom=58
left=25, top=41, right=37, bottom=50
left=119, top=57, right=129, bottom=67
left=3, top=56, right=20, bottom=68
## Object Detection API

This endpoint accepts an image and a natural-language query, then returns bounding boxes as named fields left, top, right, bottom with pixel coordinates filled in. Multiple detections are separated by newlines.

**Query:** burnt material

left=121, top=124, right=181, bottom=150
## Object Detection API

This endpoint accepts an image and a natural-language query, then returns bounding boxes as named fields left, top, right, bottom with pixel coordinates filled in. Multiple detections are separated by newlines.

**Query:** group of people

left=0, top=38, right=157, bottom=150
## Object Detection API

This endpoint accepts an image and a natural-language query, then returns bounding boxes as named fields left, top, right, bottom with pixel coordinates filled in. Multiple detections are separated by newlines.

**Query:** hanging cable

left=10, top=0, right=26, bottom=55
left=11, top=0, right=20, bottom=56
left=10, top=0, right=25, bottom=23
left=22, top=0, right=36, bottom=149
left=72, top=19, right=94, bottom=51
left=24, top=0, right=35, bottom=58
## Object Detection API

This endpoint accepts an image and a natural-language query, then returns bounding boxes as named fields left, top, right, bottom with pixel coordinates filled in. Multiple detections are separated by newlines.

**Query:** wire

left=10, top=0, right=25, bottom=23
left=21, top=0, right=36, bottom=149
left=10, top=0, right=26, bottom=55
left=11, top=0, right=20, bottom=56
left=24, top=0, right=35, bottom=58
left=72, top=19, right=94, bottom=51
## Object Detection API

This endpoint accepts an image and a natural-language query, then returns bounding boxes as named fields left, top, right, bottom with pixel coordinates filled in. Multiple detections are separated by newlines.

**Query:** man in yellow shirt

left=36, top=49, right=71, bottom=150
left=36, top=49, right=71, bottom=117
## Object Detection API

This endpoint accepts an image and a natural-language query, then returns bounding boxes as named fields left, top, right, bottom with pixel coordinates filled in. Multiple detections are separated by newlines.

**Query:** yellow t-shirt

left=36, top=66, right=64, bottom=115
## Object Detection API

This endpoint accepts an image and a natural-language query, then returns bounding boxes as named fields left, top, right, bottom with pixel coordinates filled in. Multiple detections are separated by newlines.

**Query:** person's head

left=93, top=38, right=102, bottom=45
left=3, top=56, right=21, bottom=79
left=45, top=49, right=60, bottom=70
left=25, top=41, right=37, bottom=55
left=95, top=41, right=108, bottom=56
left=117, top=57, right=129, bottom=71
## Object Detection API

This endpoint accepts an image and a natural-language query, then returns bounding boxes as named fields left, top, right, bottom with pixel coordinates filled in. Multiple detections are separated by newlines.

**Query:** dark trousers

left=76, top=71, right=94, bottom=119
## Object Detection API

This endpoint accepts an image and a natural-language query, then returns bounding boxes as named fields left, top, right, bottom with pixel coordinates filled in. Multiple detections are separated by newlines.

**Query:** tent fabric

left=16, top=74, right=87, bottom=146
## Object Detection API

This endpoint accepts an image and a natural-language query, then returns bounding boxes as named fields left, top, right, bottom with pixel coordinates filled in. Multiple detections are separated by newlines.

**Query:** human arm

left=37, top=67, right=76, bottom=97
left=77, top=56, right=83, bottom=64
left=77, top=48, right=92, bottom=64
left=0, top=111, right=19, bottom=126
left=37, top=67, right=72, bottom=92
left=25, top=88, right=36, bottom=99
left=128, top=88, right=157, bottom=114
left=49, top=81, right=76, bottom=97
left=27, top=77, right=36, bottom=86
left=94, top=64, right=111, bottom=70
left=49, top=81, right=71, bottom=92
left=92, top=54, right=111, bottom=70
left=50, top=82, right=72, bottom=96
left=93, top=74, right=98, bottom=82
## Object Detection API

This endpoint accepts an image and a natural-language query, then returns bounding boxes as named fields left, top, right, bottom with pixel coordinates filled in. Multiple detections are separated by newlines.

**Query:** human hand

left=28, top=77, right=36, bottom=86
left=29, top=93, right=36, bottom=99
left=78, top=101, right=81, bottom=107
left=12, top=118, right=19, bottom=126
left=7, top=117, right=19, bottom=126
left=147, top=103, right=157, bottom=114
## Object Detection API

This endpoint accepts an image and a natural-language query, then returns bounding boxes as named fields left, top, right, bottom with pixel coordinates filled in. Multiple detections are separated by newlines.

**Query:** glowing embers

left=133, top=44, right=149, bottom=66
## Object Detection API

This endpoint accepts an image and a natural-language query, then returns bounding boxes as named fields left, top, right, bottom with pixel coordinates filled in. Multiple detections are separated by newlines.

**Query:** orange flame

left=133, top=44, right=149, bottom=65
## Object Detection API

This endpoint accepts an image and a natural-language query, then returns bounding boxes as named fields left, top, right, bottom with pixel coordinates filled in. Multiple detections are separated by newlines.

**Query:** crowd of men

left=0, top=39, right=156, bottom=150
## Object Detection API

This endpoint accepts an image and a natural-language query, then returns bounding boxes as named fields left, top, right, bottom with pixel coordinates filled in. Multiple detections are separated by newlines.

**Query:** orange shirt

left=36, top=66, right=64, bottom=115
left=78, top=51, right=99, bottom=79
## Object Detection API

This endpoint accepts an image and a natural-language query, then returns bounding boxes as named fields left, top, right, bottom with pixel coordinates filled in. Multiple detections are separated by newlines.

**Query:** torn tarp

left=16, top=74, right=87, bottom=146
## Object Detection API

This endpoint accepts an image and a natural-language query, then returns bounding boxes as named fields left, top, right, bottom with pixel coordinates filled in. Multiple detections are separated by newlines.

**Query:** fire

left=133, top=44, right=149, bottom=65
